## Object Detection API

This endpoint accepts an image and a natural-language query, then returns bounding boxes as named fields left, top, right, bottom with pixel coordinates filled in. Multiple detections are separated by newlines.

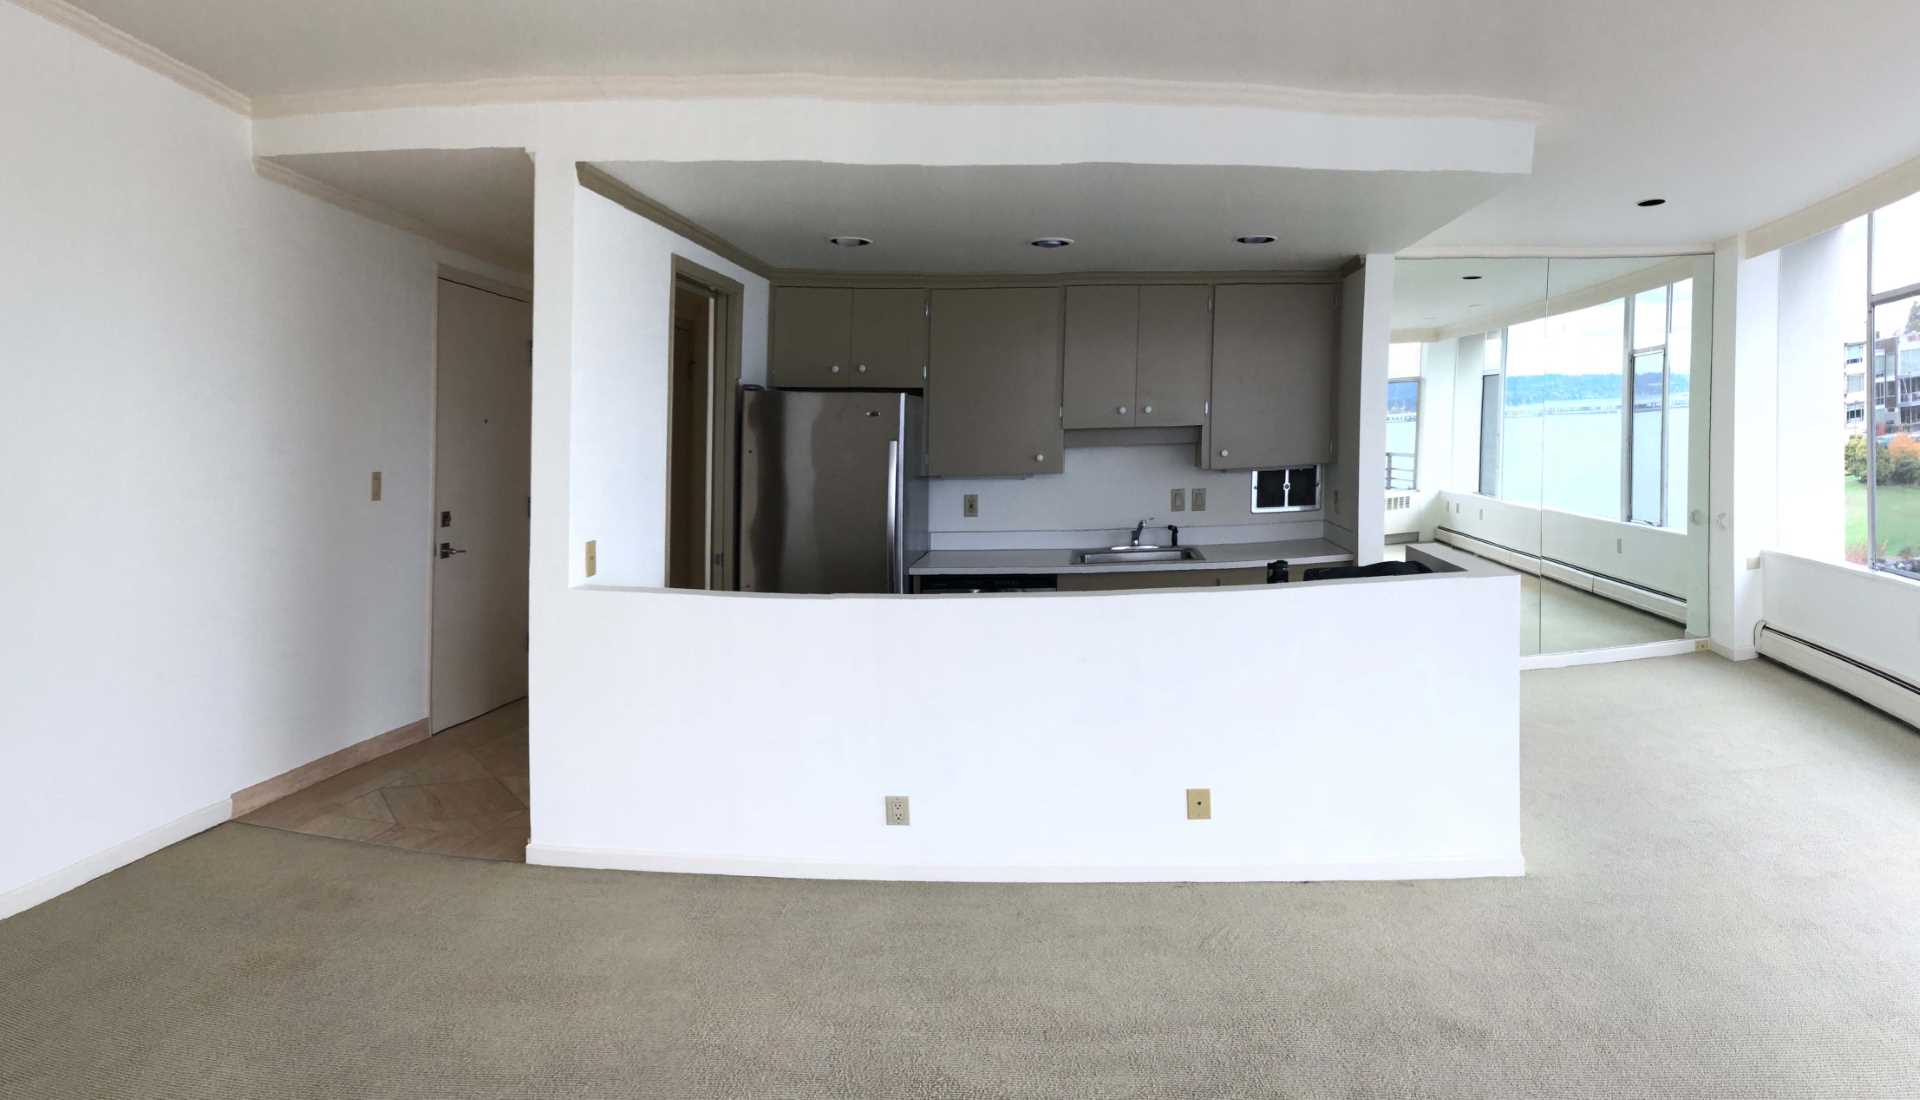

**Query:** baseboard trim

left=231, top=717, right=429, bottom=817
left=1710, top=640, right=1759, bottom=661
left=1, top=799, right=231, bottom=921
left=525, top=844, right=1524, bottom=883
left=1520, top=637, right=1704, bottom=670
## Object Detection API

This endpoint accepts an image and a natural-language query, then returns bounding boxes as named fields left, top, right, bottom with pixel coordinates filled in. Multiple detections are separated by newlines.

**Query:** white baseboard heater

left=1434, top=528, right=1687, bottom=624
left=1757, top=624, right=1920, bottom=731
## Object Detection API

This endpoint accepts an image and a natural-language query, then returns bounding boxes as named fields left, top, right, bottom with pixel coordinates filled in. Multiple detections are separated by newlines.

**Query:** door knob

left=438, top=542, right=467, bottom=559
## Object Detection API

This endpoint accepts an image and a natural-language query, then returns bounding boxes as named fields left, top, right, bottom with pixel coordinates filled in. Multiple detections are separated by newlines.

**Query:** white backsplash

left=927, top=443, right=1324, bottom=550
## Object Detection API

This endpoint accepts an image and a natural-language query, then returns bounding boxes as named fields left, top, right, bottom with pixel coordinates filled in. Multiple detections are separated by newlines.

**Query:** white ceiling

left=60, top=0, right=1920, bottom=251
left=270, top=149, right=534, bottom=271
left=1392, top=256, right=1679, bottom=333
left=597, top=161, right=1508, bottom=273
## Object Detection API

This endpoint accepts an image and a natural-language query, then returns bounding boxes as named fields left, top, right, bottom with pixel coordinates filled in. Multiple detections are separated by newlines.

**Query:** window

left=1386, top=343, right=1421, bottom=490
left=1251, top=466, right=1320, bottom=512
left=1835, top=193, right=1920, bottom=579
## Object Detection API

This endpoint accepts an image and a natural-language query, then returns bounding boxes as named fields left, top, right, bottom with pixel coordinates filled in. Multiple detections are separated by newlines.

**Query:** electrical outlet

left=884, top=795, right=910, bottom=826
left=1616, top=538, right=1624, bottom=553
left=1694, top=639, right=1710, bottom=652
left=584, top=540, right=597, bottom=578
left=1170, top=488, right=1185, bottom=512
left=1186, top=788, right=1211, bottom=821
left=370, top=471, right=382, bottom=502
left=963, top=494, right=979, bottom=518
left=1192, top=487, right=1207, bottom=512
left=440, top=510, right=452, bottom=528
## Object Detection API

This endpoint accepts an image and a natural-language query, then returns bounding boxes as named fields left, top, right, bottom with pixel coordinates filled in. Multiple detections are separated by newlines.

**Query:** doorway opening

left=665, top=257, right=746, bottom=590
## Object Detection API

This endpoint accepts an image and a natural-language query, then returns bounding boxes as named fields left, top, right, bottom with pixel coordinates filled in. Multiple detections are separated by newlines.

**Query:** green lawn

left=1844, top=479, right=1920, bottom=562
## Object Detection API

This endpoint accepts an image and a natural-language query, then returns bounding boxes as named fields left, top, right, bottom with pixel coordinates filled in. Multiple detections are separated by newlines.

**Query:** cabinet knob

left=1219, top=448, right=1230, bottom=458
left=857, top=363, right=869, bottom=373
left=1142, top=404, right=1153, bottom=414
left=1034, top=453, right=1046, bottom=462
left=1117, top=405, right=1128, bottom=415
left=830, top=364, right=841, bottom=374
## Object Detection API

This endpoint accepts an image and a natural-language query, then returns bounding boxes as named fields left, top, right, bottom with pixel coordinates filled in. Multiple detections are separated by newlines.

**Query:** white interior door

left=432, top=279, right=532, bottom=732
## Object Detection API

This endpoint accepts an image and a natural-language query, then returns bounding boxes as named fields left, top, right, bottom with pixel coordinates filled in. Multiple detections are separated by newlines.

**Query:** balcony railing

left=1386, top=451, right=1417, bottom=491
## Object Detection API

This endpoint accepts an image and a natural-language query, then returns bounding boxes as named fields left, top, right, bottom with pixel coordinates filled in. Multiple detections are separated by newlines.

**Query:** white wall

left=530, top=575, right=1522, bottom=881
left=1328, top=256, right=1392, bottom=562
left=0, top=3, right=523, bottom=905
left=1775, top=220, right=1863, bottom=563
left=1715, top=248, right=1781, bottom=656
left=569, top=187, right=769, bottom=587
left=928, top=443, right=1323, bottom=550
left=1435, top=492, right=1691, bottom=597
left=1762, top=552, right=1920, bottom=688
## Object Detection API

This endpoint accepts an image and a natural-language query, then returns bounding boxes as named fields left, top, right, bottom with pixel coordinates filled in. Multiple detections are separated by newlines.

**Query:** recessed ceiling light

left=1029, top=237, right=1074, bottom=249
left=1235, top=234, right=1277, bottom=245
left=1461, top=274, right=1483, bottom=280
left=826, top=235, right=872, bottom=247
left=1636, top=198, right=1667, bottom=208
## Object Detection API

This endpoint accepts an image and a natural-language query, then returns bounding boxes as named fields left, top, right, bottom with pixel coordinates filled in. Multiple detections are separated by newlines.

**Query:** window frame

left=1385, top=376, right=1421, bottom=491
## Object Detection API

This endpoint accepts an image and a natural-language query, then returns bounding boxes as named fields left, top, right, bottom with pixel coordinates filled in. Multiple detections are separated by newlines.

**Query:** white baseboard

left=1520, top=637, right=1705, bottom=670
left=1, top=799, right=231, bottom=921
left=526, top=843, right=1524, bottom=883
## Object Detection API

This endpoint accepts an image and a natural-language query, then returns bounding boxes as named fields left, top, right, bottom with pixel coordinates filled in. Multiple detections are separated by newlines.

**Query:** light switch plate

left=1170, top=488, right=1185, bottom=512
left=370, top=471, right=382, bottom=502
left=1186, top=788, right=1211, bottom=820
left=963, top=494, right=979, bottom=519
left=585, top=540, right=597, bottom=578
left=884, top=795, right=910, bottom=826
left=1191, top=488, right=1207, bottom=512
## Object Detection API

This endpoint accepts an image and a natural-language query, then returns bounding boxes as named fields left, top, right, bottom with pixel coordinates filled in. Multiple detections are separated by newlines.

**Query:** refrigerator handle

left=885, top=439, right=901, bottom=593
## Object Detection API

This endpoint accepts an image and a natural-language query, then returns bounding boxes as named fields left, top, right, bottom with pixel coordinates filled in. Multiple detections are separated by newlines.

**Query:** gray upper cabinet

left=1062, top=286, right=1138, bottom=429
left=1135, top=285, right=1212, bottom=426
left=772, top=287, right=928, bottom=389
left=770, top=287, right=853, bottom=388
left=1208, top=283, right=1338, bottom=470
left=1062, top=284, right=1212, bottom=428
left=928, top=288, right=1064, bottom=477
left=849, top=289, right=928, bottom=388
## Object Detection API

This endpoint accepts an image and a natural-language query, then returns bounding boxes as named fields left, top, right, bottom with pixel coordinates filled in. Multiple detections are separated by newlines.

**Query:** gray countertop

left=908, top=538, right=1356, bottom=577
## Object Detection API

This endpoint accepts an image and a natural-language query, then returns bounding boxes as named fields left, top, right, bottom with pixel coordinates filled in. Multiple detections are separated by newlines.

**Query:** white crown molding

left=1398, top=244, right=1714, bottom=260
left=253, top=157, right=531, bottom=275
left=10, top=0, right=250, bottom=114
left=1742, top=150, right=1920, bottom=259
left=251, top=72, right=1550, bottom=122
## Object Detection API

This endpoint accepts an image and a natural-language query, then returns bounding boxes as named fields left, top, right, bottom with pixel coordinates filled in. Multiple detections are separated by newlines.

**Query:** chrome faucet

left=1130, top=517, right=1155, bottom=547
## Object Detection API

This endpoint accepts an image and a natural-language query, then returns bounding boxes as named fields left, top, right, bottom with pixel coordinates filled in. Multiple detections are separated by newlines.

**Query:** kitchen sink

left=1077, top=546, right=1206, bottom=565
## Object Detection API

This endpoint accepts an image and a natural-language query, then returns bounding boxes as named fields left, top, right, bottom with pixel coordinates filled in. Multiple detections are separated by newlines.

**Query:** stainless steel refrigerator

left=736, top=388, right=928, bottom=594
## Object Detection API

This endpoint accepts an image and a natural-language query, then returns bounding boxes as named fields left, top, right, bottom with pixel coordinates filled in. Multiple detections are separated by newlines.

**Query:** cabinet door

left=1135, top=285, right=1212, bottom=426
left=1208, top=283, right=1337, bottom=469
left=1062, top=285, right=1138, bottom=428
left=849, top=288, right=928, bottom=388
left=928, top=288, right=1064, bottom=477
left=770, top=286, right=852, bottom=388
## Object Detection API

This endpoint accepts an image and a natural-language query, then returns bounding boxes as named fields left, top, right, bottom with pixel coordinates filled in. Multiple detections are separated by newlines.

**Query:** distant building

left=1843, top=333, right=1920, bottom=436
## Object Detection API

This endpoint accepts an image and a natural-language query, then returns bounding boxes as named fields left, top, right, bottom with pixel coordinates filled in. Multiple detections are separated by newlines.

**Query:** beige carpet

left=3, top=654, right=1919, bottom=1098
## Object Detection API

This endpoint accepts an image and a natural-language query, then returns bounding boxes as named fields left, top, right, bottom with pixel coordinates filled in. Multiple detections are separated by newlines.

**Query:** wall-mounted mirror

left=1391, top=258, right=1548, bottom=653
left=1390, top=256, right=1713, bottom=656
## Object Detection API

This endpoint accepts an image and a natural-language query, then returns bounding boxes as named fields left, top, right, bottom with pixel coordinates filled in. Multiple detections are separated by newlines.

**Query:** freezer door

left=738, top=390, right=904, bottom=594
